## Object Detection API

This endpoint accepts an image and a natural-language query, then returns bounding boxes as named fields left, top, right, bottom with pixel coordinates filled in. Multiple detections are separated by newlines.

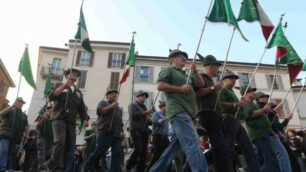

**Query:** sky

left=1, top=0, right=306, bottom=112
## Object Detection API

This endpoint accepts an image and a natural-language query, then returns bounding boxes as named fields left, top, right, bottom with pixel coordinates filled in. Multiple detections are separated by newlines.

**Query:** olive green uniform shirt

left=219, top=86, right=243, bottom=118
left=0, top=108, right=28, bottom=143
left=199, top=74, right=220, bottom=114
left=243, top=100, right=274, bottom=141
left=37, top=114, right=53, bottom=141
left=157, top=67, right=197, bottom=119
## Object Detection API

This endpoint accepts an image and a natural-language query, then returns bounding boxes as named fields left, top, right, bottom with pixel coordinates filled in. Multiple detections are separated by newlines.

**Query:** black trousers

left=199, top=111, right=233, bottom=172
left=223, top=114, right=260, bottom=172
left=147, top=134, right=170, bottom=171
left=126, top=131, right=149, bottom=172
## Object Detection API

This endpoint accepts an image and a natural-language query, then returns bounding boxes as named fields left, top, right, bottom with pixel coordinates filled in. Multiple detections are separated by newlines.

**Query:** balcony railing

left=40, top=66, right=64, bottom=80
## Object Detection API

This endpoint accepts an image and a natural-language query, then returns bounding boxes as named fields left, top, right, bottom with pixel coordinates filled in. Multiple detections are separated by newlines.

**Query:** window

left=238, top=72, right=256, bottom=88
left=78, top=70, right=87, bottom=89
left=110, top=72, right=120, bottom=89
left=266, top=75, right=284, bottom=90
left=140, top=66, right=149, bottom=82
left=135, top=66, right=154, bottom=83
left=51, top=58, right=62, bottom=75
left=107, top=52, right=126, bottom=68
left=76, top=51, right=95, bottom=67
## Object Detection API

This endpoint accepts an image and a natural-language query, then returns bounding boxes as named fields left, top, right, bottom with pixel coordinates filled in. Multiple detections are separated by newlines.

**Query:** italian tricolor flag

left=267, top=21, right=303, bottom=84
left=238, top=0, right=274, bottom=41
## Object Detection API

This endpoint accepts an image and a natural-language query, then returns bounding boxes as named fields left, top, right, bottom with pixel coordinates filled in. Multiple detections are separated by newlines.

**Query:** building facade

left=0, top=58, right=15, bottom=109
left=28, top=41, right=302, bottom=131
left=292, top=83, right=306, bottom=127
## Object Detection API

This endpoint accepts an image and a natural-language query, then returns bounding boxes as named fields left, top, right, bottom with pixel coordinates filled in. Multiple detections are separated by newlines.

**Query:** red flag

left=119, top=67, right=130, bottom=84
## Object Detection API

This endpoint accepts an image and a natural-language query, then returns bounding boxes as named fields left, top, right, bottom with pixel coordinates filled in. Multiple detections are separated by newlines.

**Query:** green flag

left=120, top=37, right=136, bottom=84
left=207, top=0, right=248, bottom=41
left=303, top=62, right=306, bottom=71
left=125, top=38, right=136, bottom=66
left=75, top=3, right=93, bottom=53
left=267, top=21, right=303, bottom=84
left=43, top=67, right=52, bottom=95
left=18, top=47, right=37, bottom=89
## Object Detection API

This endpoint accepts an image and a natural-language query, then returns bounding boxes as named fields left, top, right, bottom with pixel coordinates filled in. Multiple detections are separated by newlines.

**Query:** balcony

left=40, top=66, right=64, bottom=80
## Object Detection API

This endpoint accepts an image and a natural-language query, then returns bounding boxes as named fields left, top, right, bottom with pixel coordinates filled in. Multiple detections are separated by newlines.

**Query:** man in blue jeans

left=83, top=89, right=123, bottom=172
left=149, top=50, right=208, bottom=172
left=241, top=86, right=277, bottom=172
left=0, top=97, right=29, bottom=171
left=255, top=91, right=292, bottom=172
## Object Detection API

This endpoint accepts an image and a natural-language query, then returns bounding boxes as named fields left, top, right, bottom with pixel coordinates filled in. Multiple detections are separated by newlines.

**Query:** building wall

left=27, top=48, right=68, bottom=123
left=0, top=59, right=15, bottom=108
left=292, top=87, right=306, bottom=127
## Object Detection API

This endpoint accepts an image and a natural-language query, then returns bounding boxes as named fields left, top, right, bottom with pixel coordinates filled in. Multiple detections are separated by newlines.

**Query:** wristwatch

left=210, top=86, right=215, bottom=91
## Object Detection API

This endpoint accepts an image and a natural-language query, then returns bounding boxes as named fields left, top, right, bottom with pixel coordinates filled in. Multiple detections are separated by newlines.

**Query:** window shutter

left=89, top=51, right=95, bottom=67
left=76, top=51, right=81, bottom=66
left=110, top=72, right=120, bottom=89
left=135, top=66, right=141, bottom=82
left=80, top=71, right=87, bottom=89
left=108, top=52, right=113, bottom=68
left=276, top=75, right=284, bottom=90
left=149, top=66, right=154, bottom=83
left=265, top=74, right=272, bottom=89
left=248, top=73, right=256, bottom=88
left=237, top=72, right=243, bottom=86
left=121, top=53, right=126, bottom=69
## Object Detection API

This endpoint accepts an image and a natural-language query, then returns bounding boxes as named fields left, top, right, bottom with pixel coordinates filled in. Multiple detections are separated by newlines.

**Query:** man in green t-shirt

left=241, top=85, right=277, bottom=172
left=149, top=50, right=208, bottom=172
left=219, top=70, right=260, bottom=172
left=83, top=121, right=97, bottom=160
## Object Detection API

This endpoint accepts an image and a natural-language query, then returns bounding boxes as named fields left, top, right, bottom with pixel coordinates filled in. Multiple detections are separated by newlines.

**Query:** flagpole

left=214, top=28, right=236, bottom=111
left=16, top=73, right=22, bottom=98
left=64, top=39, right=78, bottom=111
left=111, top=31, right=136, bottom=131
left=186, top=0, right=214, bottom=83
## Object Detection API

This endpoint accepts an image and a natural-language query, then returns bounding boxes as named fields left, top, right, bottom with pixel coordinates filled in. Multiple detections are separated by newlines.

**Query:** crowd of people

left=1, top=50, right=306, bottom=172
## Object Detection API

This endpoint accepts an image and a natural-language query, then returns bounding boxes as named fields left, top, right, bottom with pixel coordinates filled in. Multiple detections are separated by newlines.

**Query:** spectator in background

left=21, top=130, right=38, bottom=172
left=287, top=129, right=306, bottom=172
left=147, top=101, right=169, bottom=171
